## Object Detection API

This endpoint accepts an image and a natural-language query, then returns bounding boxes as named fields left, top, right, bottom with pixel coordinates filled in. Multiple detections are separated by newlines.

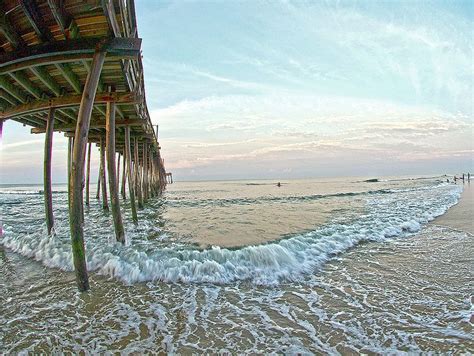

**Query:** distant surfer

left=277, top=182, right=281, bottom=187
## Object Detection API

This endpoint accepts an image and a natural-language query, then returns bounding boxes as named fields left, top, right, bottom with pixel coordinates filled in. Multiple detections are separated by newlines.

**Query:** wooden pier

left=0, top=0, right=167, bottom=291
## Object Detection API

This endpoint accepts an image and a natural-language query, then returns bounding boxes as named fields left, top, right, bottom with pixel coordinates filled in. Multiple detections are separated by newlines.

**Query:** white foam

left=0, top=183, right=463, bottom=285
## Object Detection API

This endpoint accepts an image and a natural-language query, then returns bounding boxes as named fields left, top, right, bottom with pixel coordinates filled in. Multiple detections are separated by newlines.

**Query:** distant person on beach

left=277, top=182, right=281, bottom=187
left=468, top=173, right=471, bottom=182
left=454, top=176, right=457, bottom=183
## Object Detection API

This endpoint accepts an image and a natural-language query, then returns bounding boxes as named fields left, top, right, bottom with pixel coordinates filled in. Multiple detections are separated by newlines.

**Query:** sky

left=1, top=0, right=473, bottom=183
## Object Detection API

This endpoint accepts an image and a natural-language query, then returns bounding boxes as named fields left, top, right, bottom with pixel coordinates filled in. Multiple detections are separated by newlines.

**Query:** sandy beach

left=433, top=182, right=473, bottom=235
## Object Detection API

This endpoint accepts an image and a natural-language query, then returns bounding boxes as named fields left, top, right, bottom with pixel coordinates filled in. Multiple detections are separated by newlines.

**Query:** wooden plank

left=106, top=100, right=125, bottom=242
left=0, top=6, right=26, bottom=49
left=1, top=92, right=140, bottom=118
left=0, top=37, right=142, bottom=74
left=102, top=0, right=122, bottom=37
left=19, top=0, right=55, bottom=43
left=68, top=49, right=105, bottom=292
left=46, top=0, right=71, bottom=35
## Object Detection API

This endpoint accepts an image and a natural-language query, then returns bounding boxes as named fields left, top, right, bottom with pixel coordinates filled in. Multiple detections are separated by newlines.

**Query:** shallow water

left=1, top=177, right=473, bottom=353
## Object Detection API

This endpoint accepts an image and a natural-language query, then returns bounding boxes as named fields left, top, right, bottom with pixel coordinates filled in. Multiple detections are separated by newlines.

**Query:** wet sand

left=433, top=182, right=473, bottom=235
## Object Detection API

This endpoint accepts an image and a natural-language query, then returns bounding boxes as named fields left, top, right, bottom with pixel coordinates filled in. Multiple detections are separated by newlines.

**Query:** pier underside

left=1, top=0, right=167, bottom=291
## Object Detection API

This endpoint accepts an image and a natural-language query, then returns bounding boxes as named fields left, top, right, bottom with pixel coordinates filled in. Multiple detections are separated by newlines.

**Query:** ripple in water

left=0, top=178, right=472, bottom=352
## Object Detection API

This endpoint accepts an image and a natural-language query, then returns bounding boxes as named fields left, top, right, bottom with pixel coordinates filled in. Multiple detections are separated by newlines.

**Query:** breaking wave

left=0, top=183, right=462, bottom=285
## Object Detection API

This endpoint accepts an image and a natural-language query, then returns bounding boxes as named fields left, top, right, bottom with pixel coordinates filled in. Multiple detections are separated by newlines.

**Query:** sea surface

left=0, top=176, right=473, bottom=353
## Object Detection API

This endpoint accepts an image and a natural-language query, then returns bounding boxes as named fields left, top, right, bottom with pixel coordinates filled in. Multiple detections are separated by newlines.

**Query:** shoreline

left=432, top=182, right=473, bottom=235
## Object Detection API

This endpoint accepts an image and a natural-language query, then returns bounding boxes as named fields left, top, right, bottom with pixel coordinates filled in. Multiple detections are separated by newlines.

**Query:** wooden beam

left=0, top=37, right=142, bottom=74
left=0, top=7, right=26, bottom=49
left=31, top=118, right=146, bottom=133
left=0, top=75, right=28, bottom=103
left=102, top=0, right=122, bottom=37
left=55, top=63, right=81, bottom=93
left=0, top=89, right=19, bottom=105
left=46, top=0, right=71, bottom=35
left=81, top=60, right=104, bottom=92
left=106, top=99, right=125, bottom=242
left=68, top=49, right=106, bottom=292
left=30, top=66, right=62, bottom=96
left=9, top=71, right=42, bottom=99
left=1, top=92, right=140, bottom=118
left=64, top=132, right=155, bottom=141
left=44, top=107, right=55, bottom=235
left=19, top=0, right=55, bottom=42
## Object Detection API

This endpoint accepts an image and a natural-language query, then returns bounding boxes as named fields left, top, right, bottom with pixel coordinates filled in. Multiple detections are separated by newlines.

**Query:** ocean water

left=0, top=177, right=472, bottom=353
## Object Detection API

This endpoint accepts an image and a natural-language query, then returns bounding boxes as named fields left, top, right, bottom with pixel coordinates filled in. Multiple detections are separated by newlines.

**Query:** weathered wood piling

left=99, top=136, right=109, bottom=210
left=44, top=107, right=55, bottom=235
left=85, top=142, right=92, bottom=206
left=106, top=99, right=125, bottom=243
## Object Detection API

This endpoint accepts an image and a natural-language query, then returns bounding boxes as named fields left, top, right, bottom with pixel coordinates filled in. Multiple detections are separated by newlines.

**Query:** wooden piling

left=105, top=100, right=125, bottom=243
left=85, top=142, right=91, bottom=206
left=96, top=156, right=101, bottom=200
left=143, top=143, right=148, bottom=202
left=44, top=107, right=55, bottom=235
left=125, top=126, right=138, bottom=223
left=149, top=149, right=155, bottom=198
left=99, top=136, right=109, bottom=211
left=134, top=137, right=144, bottom=209
left=67, top=136, right=73, bottom=207
left=121, top=146, right=126, bottom=199
left=117, top=152, right=121, bottom=188
left=68, top=49, right=105, bottom=292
